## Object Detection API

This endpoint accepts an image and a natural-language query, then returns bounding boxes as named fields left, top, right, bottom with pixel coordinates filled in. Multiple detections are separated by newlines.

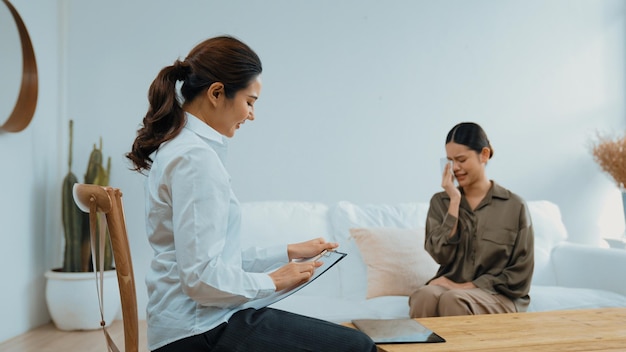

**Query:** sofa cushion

left=551, top=242, right=626, bottom=296
left=240, top=201, right=332, bottom=246
left=329, top=201, right=429, bottom=299
left=350, top=227, right=438, bottom=298
left=239, top=201, right=340, bottom=297
left=527, top=201, right=568, bottom=286
left=528, top=285, right=626, bottom=312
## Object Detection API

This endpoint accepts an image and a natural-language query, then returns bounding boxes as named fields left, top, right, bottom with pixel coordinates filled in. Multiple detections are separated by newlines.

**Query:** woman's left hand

left=287, top=237, right=339, bottom=261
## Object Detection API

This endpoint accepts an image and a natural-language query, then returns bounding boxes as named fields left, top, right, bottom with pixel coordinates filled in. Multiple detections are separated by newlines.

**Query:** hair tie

left=173, top=60, right=190, bottom=82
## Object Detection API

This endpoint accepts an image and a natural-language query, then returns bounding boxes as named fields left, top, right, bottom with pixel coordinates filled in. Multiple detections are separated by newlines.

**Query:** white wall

left=0, top=0, right=61, bottom=343
left=1, top=0, right=624, bottom=343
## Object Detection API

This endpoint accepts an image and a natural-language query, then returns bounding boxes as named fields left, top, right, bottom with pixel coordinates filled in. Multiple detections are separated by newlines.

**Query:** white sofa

left=239, top=200, right=626, bottom=323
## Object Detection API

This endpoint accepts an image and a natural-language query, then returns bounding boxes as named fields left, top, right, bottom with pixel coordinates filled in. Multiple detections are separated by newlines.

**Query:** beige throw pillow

left=350, top=227, right=439, bottom=299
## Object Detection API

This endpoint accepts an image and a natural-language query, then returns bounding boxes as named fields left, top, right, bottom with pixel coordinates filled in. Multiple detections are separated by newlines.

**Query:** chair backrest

left=73, top=183, right=138, bottom=352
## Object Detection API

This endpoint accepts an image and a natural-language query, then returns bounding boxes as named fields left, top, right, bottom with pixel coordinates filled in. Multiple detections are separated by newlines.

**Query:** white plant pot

left=45, top=269, right=121, bottom=331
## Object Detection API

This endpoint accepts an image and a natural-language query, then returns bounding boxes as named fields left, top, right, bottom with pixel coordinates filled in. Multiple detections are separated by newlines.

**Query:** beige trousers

left=408, top=285, right=516, bottom=318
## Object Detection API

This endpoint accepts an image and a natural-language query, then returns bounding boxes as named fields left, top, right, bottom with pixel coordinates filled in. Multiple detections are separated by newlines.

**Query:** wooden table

left=361, top=308, right=626, bottom=352
left=3, top=308, right=625, bottom=351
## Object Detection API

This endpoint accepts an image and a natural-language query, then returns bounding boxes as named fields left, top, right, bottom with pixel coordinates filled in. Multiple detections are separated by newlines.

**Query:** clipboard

left=352, top=318, right=446, bottom=344
left=242, top=250, right=347, bottom=310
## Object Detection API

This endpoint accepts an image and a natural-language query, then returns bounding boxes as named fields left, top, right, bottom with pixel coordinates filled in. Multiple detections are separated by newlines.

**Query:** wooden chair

left=73, top=184, right=138, bottom=352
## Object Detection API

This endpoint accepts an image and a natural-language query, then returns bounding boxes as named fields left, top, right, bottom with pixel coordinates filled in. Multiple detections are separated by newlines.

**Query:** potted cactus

left=61, top=119, right=113, bottom=273
left=44, top=119, right=121, bottom=331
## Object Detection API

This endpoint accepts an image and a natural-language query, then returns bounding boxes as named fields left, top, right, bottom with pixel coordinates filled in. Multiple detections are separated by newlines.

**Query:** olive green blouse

left=425, top=181, right=534, bottom=312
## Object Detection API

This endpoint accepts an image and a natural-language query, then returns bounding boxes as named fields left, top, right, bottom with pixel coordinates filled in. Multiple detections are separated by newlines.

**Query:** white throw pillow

left=349, top=227, right=439, bottom=299
left=239, top=201, right=340, bottom=298
left=329, top=201, right=429, bottom=299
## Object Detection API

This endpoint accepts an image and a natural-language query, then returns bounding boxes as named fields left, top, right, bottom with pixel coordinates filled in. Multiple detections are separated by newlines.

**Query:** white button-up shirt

left=144, top=113, right=287, bottom=350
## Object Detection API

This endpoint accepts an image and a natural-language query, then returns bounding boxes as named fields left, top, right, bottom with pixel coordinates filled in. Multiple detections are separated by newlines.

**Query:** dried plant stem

left=591, top=132, right=626, bottom=190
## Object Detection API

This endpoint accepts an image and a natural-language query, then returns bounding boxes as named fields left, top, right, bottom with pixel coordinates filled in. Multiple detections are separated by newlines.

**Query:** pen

left=309, top=250, right=328, bottom=262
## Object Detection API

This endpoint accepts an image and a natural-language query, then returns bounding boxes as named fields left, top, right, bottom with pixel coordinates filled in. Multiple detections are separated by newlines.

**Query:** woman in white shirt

left=126, top=36, right=376, bottom=352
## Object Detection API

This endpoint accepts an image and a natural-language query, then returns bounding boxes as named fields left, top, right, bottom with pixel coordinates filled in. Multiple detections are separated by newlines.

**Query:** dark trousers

left=153, top=307, right=377, bottom=352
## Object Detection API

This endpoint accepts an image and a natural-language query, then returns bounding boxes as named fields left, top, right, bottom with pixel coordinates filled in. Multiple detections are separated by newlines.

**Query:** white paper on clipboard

left=241, top=250, right=347, bottom=310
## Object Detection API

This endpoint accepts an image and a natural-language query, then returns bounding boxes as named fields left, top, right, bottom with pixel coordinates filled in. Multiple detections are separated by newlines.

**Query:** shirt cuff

left=251, top=272, right=277, bottom=298
left=266, top=244, right=289, bottom=263
left=442, top=213, right=461, bottom=244
left=252, top=245, right=288, bottom=298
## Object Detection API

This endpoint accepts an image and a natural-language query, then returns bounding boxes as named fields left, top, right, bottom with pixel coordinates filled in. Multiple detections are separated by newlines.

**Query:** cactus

left=61, top=120, right=113, bottom=272
left=61, top=120, right=83, bottom=272
left=82, top=138, right=113, bottom=271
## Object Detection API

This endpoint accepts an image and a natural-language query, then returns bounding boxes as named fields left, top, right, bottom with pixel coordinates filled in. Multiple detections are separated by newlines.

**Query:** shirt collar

left=470, top=181, right=508, bottom=211
left=489, top=181, right=510, bottom=200
left=184, top=112, right=225, bottom=145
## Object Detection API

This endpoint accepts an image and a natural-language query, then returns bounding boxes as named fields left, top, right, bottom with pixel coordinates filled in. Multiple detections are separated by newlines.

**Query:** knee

left=409, top=286, right=440, bottom=318
left=438, top=290, right=471, bottom=316
left=350, top=330, right=377, bottom=352
left=409, top=285, right=438, bottom=305
left=408, top=287, right=423, bottom=307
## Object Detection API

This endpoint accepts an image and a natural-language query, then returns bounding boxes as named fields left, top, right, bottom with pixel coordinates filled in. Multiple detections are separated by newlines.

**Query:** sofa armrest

left=551, top=242, right=626, bottom=296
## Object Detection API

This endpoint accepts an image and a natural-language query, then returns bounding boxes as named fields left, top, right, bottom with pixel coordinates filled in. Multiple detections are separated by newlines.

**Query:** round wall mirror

left=0, top=0, right=38, bottom=133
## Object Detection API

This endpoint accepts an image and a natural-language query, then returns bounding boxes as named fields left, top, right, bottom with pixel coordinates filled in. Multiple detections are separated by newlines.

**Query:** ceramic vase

left=44, top=269, right=121, bottom=330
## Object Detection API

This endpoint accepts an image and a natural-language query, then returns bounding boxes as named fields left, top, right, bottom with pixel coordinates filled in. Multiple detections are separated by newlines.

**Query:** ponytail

left=126, top=62, right=188, bottom=173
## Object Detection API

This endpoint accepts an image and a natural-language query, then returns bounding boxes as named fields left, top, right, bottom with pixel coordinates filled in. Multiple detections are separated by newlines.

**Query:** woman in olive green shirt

left=409, top=122, right=534, bottom=318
